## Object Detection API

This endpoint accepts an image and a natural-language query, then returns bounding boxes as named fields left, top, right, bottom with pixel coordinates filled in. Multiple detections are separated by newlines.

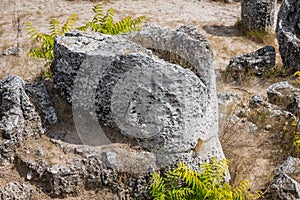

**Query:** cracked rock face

left=0, top=75, right=44, bottom=164
left=17, top=140, right=155, bottom=199
left=53, top=24, right=224, bottom=165
left=226, top=46, right=276, bottom=82
left=265, top=157, right=300, bottom=199
left=0, top=182, right=34, bottom=200
left=267, top=81, right=300, bottom=116
left=241, top=0, right=277, bottom=31
left=26, top=81, right=58, bottom=126
left=276, top=0, right=300, bottom=71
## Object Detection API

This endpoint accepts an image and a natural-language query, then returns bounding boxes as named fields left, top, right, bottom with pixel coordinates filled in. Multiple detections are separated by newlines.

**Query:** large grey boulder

left=241, top=0, right=277, bottom=31
left=225, top=46, right=276, bottom=82
left=53, top=25, right=224, bottom=161
left=276, top=0, right=300, bottom=71
left=52, top=25, right=226, bottom=197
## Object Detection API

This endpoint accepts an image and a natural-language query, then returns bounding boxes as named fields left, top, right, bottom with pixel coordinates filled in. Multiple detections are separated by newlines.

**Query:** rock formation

left=0, top=75, right=44, bottom=164
left=50, top=25, right=226, bottom=197
left=0, top=25, right=226, bottom=199
left=276, top=0, right=300, bottom=71
left=267, top=81, right=300, bottom=116
left=265, top=157, right=300, bottom=199
left=225, top=46, right=276, bottom=82
left=26, top=81, right=58, bottom=125
left=0, top=182, right=34, bottom=200
left=241, top=0, right=277, bottom=31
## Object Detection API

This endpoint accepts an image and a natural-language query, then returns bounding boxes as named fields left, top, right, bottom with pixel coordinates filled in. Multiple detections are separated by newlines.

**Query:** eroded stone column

left=276, top=0, right=300, bottom=71
left=241, top=0, right=277, bottom=31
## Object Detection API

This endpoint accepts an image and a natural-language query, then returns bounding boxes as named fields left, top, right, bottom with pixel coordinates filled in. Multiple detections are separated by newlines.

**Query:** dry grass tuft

left=234, top=19, right=277, bottom=46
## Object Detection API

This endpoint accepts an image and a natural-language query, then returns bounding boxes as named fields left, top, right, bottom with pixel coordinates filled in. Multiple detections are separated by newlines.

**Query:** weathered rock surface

left=265, top=157, right=300, bottom=199
left=53, top=25, right=224, bottom=162
left=26, top=81, right=58, bottom=125
left=241, top=0, right=277, bottom=31
left=0, top=75, right=44, bottom=164
left=276, top=0, right=300, bottom=71
left=266, top=173, right=300, bottom=200
left=225, top=46, right=276, bottom=81
left=249, top=95, right=264, bottom=108
left=2, top=46, right=22, bottom=56
left=51, top=25, right=226, bottom=198
left=123, top=24, right=220, bottom=159
left=0, top=182, right=34, bottom=200
left=267, top=82, right=300, bottom=113
left=17, top=139, right=155, bottom=199
left=275, top=157, right=300, bottom=176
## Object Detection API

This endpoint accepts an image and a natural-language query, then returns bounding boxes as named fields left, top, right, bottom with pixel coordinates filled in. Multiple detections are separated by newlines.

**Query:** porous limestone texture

left=26, top=81, right=58, bottom=125
left=267, top=81, right=300, bottom=110
left=53, top=25, right=225, bottom=167
left=17, top=140, right=155, bottom=199
left=226, top=45, right=276, bottom=81
left=276, top=0, right=300, bottom=71
left=0, top=75, right=44, bottom=164
left=0, top=182, right=34, bottom=200
left=241, top=0, right=277, bottom=31
left=265, top=157, right=300, bottom=199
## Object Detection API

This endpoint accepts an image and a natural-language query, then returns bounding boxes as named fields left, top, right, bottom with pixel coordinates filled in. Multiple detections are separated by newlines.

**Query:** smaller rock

left=244, top=121, right=258, bottom=133
left=267, top=82, right=300, bottom=109
left=0, top=182, right=34, bottom=200
left=249, top=95, right=264, bottom=108
left=218, top=92, right=240, bottom=105
left=2, top=46, right=22, bottom=56
left=275, top=157, right=300, bottom=176
left=226, top=46, right=276, bottom=82
left=287, top=96, right=300, bottom=117
left=265, top=157, right=300, bottom=199
left=241, top=0, right=276, bottom=31
left=26, top=81, right=58, bottom=125
left=0, top=76, right=44, bottom=164
left=266, top=173, right=300, bottom=200
left=265, top=124, right=272, bottom=130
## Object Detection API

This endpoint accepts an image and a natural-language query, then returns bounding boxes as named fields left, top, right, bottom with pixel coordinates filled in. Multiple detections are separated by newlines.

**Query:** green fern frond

left=92, top=4, right=104, bottom=23
left=26, top=13, right=78, bottom=62
left=150, top=158, right=258, bottom=200
left=49, top=18, right=61, bottom=38
left=61, top=13, right=77, bottom=35
left=77, top=3, right=145, bottom=35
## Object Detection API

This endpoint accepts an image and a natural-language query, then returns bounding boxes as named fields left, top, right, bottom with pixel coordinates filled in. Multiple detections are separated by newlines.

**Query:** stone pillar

left=241, top=0, right=277, bottom=31
left=276, top=0, right=300, bottom=71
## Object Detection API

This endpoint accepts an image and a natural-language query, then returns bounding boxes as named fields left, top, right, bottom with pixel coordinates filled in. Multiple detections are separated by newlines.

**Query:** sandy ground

left=0, top=0, right=263, bottom=78
left=0, top=0, right=287, bottom=199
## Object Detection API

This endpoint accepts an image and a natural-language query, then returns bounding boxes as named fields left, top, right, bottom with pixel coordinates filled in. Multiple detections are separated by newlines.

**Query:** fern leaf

left=49, top=18, right=61, bottom=38
left=92, top=4, right=104, bottom=23
left=61, top=13, right=77, bottom=35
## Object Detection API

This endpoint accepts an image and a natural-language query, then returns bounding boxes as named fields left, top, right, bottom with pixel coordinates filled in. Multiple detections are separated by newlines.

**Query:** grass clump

left=150, top=158, right=260, bottom=200
left=234, top=19, right=276, bottom=45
